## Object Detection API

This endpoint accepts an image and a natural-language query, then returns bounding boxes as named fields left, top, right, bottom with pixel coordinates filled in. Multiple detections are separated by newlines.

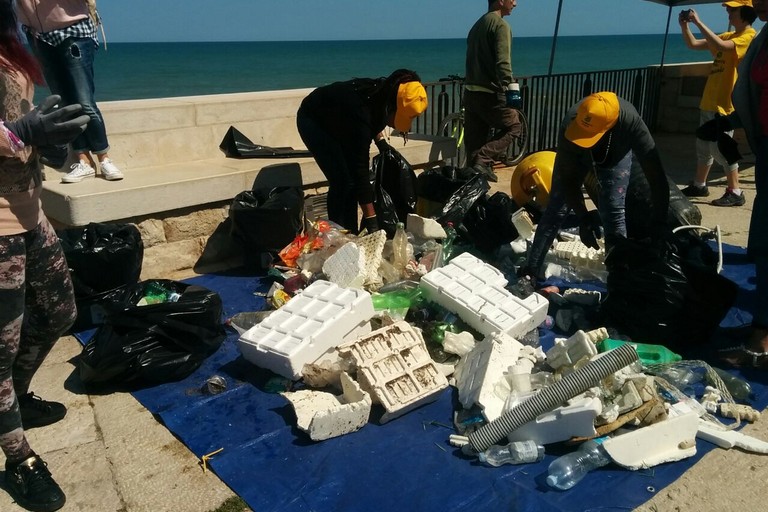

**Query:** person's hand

left=4, top=95, right=90, bottom=147
left=375, top=138, right=391, bottom=154
left=37, top=144, right=69, bottom=168
left=696, top=115, right=732, bottom=142
left=361, top=215, right=380, bottom=234
left=579, top=210, right=603, bottom=250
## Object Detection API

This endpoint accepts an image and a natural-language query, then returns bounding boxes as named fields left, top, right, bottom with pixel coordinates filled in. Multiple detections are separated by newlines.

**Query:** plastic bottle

left=392, top=222, right=409, bottom=275
left=441, top=222, right=457, bottom=262
left=709, top=366, right=754, bottom=402
left=478, top=440, right=545, bottom=467
left=546, top=439, right=611, bottom=490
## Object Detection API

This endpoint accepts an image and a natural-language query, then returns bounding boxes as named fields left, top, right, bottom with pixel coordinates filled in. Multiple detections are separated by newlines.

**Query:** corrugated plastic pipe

left=467, top=344, right=639, bottom=452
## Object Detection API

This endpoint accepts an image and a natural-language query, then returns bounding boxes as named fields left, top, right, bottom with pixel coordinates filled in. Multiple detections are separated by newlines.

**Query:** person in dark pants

left=1, top=2, right=90, bottom=510
left=296, top=69, right=427, bottom=233
left=463, top=0, right=522, bottom=183
left=520, top=92, right=670, bottom=278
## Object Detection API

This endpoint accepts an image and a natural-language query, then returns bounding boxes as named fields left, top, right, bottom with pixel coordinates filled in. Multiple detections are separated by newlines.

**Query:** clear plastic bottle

left=392, top=222, right=409, bottom=275
left=546, top=439, right=610, bottom=490
left=709, top=366, right=754, bottom=402
left=478, top=440, right=545, bottom=467
left=441, top=222, right=457, bottom=262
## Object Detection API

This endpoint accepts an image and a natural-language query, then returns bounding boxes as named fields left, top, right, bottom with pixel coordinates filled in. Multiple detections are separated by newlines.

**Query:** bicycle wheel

left=438, top=113, right=467, bottom=168
left=504, top=110, right=529, bottom=166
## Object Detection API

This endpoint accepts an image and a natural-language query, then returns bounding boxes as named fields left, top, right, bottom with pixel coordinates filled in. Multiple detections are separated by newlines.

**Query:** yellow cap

left=394, top=82, right=428, bottom=133
left=722, top=1, right=752, bottom=7
left=510, top=151, right=555, bottom=210
left=564, top=92, right=620, bottom=148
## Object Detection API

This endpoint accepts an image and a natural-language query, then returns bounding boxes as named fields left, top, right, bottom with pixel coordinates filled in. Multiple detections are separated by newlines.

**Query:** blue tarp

left=78, top=243, right=768, bottom=512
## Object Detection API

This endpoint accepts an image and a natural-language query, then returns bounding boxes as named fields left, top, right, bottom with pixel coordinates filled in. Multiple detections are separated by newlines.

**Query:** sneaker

left=471, top=162, right=498, bottom=183
left=711, top=189, right=746, bottom=207
left=681, top=183, right=709, bottom=197
left=100, top=158, right=124, bottom=181
left=18, top=392, right=67, bottom=429
left=61, top=162, right=95, bottom=183
left=5, top=454, right=66, bottom=512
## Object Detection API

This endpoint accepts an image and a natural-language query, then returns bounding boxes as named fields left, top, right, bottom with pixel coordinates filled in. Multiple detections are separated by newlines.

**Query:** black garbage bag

left=415, top=165, right=469, bottom=218
left=600, top=232, right=737, bottom=353
left=437, top=174, right=490, bottom=226
left=371, top=145, right=418, bottom=230
left=219, top=126, right=312, bottom=158
left=230, top=186, right=304, bottom=270
left=462, top=191, right=520, bottom=254
left=584, top=159, right=702, bottom=240
left=57, top=223, right=144, bottom=332
left=79, top=280, right=226, bottom=389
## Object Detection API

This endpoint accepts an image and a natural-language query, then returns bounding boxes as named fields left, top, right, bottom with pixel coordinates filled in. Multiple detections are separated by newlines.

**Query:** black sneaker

left=472, top=163, right=498, bottom=183
left=681, top=183, right=709, bottom=197
left=5, top=454, right=66, bottom=512
left=18, top=393, right=66, bottom=429
left=711, top=189, right=746, bottom=207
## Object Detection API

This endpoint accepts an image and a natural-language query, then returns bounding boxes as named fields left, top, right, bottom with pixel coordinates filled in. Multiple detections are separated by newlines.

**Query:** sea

left=53, top=35, right=707, bottom=102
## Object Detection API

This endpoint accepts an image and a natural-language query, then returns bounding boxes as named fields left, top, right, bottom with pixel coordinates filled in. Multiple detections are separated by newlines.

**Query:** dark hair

left=740, top=6, right=757, bottom=25
left=0, top=1, right=44, bottom=85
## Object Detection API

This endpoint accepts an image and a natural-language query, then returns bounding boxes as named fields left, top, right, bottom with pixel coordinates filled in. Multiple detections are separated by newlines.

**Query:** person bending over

left=521, top=92, right=670, bottom=278
left=296, top=69, right=427, bottom=233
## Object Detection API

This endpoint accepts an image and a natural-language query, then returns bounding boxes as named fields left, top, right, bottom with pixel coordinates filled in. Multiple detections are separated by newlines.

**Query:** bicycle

left=437, top=95, right=529, bottom=168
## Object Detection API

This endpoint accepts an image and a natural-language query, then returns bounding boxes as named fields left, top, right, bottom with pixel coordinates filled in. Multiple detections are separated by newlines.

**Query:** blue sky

left=99, top=1, right=732, bottom=43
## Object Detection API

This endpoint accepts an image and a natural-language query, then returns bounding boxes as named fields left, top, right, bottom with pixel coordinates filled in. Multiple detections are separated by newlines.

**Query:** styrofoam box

left=238, top=280, right=374, bottom=379
left=338, top=321, right=448, bottom=423
left=419, top=252, right=548, bottom=338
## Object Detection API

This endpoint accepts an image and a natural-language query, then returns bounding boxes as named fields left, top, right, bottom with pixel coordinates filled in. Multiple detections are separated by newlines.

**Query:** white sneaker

left=100, top=158, right=124, bottom=181
left=61, top=162, right=96, bottom=183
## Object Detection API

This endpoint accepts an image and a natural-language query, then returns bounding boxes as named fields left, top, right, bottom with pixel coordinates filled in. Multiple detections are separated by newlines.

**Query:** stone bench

left=40, top=89, right=455, bottom=277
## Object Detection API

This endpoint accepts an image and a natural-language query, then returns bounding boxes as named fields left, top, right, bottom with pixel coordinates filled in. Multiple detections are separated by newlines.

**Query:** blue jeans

left=28, top=36, right=110, bottom=154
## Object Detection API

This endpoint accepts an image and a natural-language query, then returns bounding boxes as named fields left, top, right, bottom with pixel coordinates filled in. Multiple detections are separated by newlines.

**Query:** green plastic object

left=596, top=338, right=681, bottom=365
left=371, top=288, right=423, bottom=312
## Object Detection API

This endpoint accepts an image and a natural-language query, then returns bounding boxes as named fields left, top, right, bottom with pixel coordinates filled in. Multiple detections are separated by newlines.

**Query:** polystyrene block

left=454, top=332, right=525, bottom=422
left=553, top=239, right=606, bottom=270
left=281, top=372, right=372, bottom=441
left=238, top=280, right=374, bottom=379
left=419, top=252, right=548, bottom=338
left=322, top=242, right=366, bottom=289
left=337, top=321, right=448, bottom=423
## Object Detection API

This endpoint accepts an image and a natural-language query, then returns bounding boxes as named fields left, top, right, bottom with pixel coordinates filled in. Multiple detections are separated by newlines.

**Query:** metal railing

left=415, top=66, right=662, bottom=156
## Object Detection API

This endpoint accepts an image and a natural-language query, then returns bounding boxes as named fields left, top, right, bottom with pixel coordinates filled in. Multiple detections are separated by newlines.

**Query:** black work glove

left=375, top=138, right=390, bottom=153
left=37, top=144, right=69, bottom=168
left=5, top=95, right=90, bottom=147
left=578, top=210, right=603, bottom=250
left=696, top=115, right=732, bottom=142
left=361, top=215, right=380, bottom=234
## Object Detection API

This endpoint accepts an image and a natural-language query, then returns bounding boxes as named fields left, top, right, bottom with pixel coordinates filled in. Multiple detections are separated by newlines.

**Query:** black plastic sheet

left=219, top=126, right=312, bottom=158
left=79, top=280, right=226, bottom=389
left=57, top=223, right=144, bottom=332
left=230, top=186, right=304, bottom=270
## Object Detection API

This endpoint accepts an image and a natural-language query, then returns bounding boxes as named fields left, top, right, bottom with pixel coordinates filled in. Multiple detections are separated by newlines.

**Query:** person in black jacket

left=297, top=69, right=427, bottom=233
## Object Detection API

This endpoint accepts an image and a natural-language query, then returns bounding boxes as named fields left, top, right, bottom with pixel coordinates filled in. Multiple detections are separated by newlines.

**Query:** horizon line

left=105, top=33, right=673, bottom=44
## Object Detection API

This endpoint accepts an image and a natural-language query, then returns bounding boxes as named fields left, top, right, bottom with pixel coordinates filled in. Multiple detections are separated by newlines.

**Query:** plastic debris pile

left=229, top=212, right=765, bottom=489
